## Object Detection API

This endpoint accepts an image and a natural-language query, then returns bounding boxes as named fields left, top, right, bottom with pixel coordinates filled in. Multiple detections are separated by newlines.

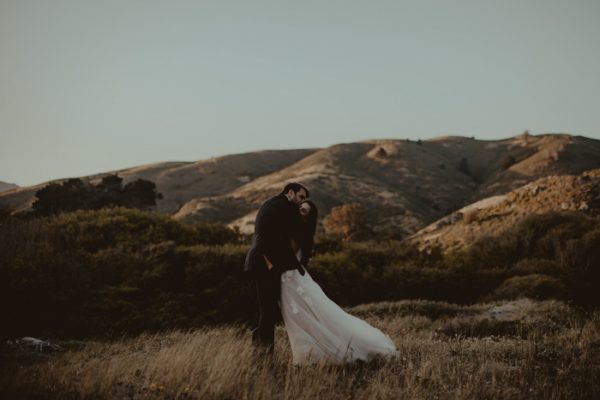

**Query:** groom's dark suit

left=244, top=193, right=305, bottom=351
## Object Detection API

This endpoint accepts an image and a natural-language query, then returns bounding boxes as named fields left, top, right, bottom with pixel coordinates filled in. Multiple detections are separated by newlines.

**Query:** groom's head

left=282, top=182, right=309, bottom=205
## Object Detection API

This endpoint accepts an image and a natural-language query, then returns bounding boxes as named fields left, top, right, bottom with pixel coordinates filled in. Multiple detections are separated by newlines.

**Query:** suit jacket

left=244, top=194, right=303, bottom=277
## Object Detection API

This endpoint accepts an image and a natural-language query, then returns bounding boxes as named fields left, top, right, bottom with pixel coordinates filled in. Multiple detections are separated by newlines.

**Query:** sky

left=1, top=0, right=599, bottom=186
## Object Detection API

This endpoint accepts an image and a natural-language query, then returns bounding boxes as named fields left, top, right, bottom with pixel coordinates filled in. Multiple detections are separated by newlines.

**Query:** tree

left=458, top=157, right=470, bottom=175
left=123, top=179, right=163, bottom=209
left=323, top=203, right=370, bottom=241
left=98, top=175, right=123, bottom=191
left=92, top=175, right=125, bottom=208
left=32, top=178, right=91, bottom=215
left=32, top=175, right=162, bottom=215
left=501, top=155, right=516, bottom=170
left=375, top=147, right=388, bottom=158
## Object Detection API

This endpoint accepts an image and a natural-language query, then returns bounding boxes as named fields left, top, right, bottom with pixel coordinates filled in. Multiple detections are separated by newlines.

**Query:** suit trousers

left=252, top=270, right=281, bottom=352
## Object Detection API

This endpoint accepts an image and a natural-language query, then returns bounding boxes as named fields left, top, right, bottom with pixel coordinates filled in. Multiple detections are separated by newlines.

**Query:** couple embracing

left=244, top=183, right=397, bottom=364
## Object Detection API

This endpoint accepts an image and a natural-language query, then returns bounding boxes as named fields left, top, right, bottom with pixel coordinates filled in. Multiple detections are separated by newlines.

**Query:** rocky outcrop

left=408, top=169, right=600, bottom=251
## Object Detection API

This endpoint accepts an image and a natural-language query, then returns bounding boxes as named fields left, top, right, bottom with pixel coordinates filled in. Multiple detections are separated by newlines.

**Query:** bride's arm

left=290, top=238, right=306, bottom=275
left=290, top=238, right=298, bottom=251
left=290, top=238, right=303, bottom=262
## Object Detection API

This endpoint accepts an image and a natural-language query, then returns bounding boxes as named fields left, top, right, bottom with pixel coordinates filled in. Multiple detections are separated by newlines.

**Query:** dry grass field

left=2, top=298, right=599, bottom=400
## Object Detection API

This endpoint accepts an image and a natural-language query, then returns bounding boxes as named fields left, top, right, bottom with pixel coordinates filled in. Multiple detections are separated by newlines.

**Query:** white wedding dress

left=280, top=251, right=398, bottom=364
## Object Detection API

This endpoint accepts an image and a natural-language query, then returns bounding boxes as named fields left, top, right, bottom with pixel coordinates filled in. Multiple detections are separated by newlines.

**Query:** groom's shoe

left=251, top=329, right=275, bottom=354
left=251, top=341, right=275, bottom=369
left=251, top=328, right=260, bottom=345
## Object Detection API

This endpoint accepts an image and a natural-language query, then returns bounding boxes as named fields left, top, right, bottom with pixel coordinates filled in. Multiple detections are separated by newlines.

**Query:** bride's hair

left=301, top=200, right=318, bottom=238
left=299, top=200, right=318, bottom=263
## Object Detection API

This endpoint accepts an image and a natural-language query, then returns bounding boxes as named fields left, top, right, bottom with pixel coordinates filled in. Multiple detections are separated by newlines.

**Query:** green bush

left=0, top=208, right=248, bottom=340
left=1, top=209, right=598, bottom=340
left=448, top=212, right=600, bottom=305
left=462, top=212, right=596, bottom=269
left=511, top=258, right=559, bottom=276
left=556, top=227, right=600, bottom=306
left=350, top=300, right=469, bottom=320
left=438, top=317, right=522, bottom=338
left=491, top=274, right=566, bottom=301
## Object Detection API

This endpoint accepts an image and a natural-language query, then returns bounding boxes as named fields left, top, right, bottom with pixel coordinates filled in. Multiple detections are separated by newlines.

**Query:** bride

left=269, top=200, right=398, bottom=364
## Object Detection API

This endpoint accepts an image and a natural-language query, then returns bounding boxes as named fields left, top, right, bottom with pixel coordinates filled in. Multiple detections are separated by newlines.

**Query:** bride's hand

left=263, top=255, right=274, bottom=270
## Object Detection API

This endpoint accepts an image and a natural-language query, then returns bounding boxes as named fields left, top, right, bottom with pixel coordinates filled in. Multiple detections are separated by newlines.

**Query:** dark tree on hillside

left=32, top=175, right=162, bottom=215
left=501, top=155, right=517, bottom=170
left=91, top=175, right=125, bottom=209
left=376, top=147, right=388, bottom=158
left=33, top=179, right=91, bottom=215
left=123, top=179, right=163, bottom=209
left=458, top=157, right=470, bottom=175
left=99, top=174, right=123, bottom=190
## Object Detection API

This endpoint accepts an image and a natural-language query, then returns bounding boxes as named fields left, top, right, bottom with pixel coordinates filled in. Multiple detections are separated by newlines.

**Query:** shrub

left=501, top=155, right=516, bottom=170
left=438, top=316, right=522, bottom=338
left=463, top=212, right=597, bottom=269
left=350, top=300, right=469, bottom=320
left=556, top=228, right=600, bottom=306
left=1, top=208, right=599, bottom=339
left=0, top=208, right=246, bottom=339
left=512, top=258, right=559, bottom=276
left=323, top=203, right=371, bottom=241
left=491, top=274, right=566, bottom=301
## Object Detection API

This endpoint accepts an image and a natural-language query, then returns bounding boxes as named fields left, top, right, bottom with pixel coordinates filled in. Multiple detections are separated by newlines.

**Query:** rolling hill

left=1, top=133, right=599, bottom=239
left=0, top=149, right=316, bottom=214
left=172, top=133, right=600, bottom=236
left=0, top=181, right=18, bottom=193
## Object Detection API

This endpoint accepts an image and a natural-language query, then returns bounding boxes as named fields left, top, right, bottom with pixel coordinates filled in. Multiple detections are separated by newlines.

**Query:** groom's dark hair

left=281, top=182, right=309, bottom=198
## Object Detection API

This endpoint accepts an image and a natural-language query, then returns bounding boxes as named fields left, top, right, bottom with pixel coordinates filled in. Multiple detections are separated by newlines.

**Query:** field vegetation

left=1, top=209, right=599, bottom=340
left=2, top=299, right=599, bottom=399
left=1, top=207, right=599, bottom=398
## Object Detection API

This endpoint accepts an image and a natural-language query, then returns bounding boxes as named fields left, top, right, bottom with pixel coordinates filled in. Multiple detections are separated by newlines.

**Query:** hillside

left=2, top=133, right=600, bottom=237
left=174, top=133, right=600, bottom=236
left=0, top=149, right=316, bottom=214
left=408, top=168, right=600, bottom=251
left=0, top=181, right=18, bottom=193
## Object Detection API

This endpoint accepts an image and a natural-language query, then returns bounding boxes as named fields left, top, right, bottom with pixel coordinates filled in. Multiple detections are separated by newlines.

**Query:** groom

left=244, top=182, right=309, bottom=353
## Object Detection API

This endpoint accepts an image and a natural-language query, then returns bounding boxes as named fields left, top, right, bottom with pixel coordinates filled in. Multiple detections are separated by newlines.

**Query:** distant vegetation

left=31, top=175, right=162, bottom=216
left=1, top=207, right=598, bottom=340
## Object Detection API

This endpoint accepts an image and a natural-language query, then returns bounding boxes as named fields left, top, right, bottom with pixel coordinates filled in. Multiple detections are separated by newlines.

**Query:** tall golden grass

left=2, top=299, right=599, bottom=399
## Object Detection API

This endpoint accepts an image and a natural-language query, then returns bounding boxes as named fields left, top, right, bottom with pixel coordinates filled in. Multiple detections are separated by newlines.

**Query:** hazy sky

left=1, top=0, right=599, bottom=186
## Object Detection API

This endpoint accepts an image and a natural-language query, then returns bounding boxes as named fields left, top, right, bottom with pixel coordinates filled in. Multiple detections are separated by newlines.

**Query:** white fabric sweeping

left=280, top=253, right=398, bottom=364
